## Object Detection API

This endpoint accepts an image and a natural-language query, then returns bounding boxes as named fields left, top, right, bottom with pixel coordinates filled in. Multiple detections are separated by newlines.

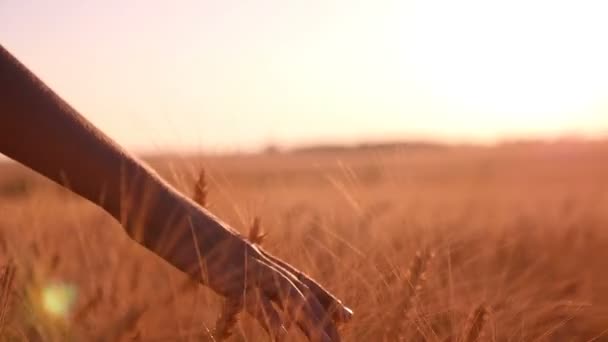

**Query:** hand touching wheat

left=198, top=230, right=352, bottom=341
left=193, top=172, right=351, bottom=341
left=168, top=190, right=352, bottom=340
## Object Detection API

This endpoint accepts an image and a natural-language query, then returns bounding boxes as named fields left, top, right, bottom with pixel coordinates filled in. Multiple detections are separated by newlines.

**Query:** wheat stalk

left=0, top=261, right=16, bottom=334
left=191, top=168, right=273, bottom=340
left=193, top=168, right=208, bottom=208
left=385, top=248, right=434, bottom=339
left=402, top=248, right=434, bottom=313
left=192, top=169, right=241, bottom=340
left=461, top=304, right=488, bottom=342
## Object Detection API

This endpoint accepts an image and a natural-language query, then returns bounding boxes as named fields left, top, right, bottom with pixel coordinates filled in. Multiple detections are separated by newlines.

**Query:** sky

left=2, top=0, right=608, bottom=153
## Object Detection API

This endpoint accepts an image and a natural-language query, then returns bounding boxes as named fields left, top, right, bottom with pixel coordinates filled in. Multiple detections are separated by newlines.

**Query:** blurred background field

left=2, top=140, right=608, bottom=341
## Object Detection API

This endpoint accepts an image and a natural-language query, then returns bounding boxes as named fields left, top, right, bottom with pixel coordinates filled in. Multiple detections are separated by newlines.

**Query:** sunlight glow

left=42, top=282, right=77, bottom=318
left=404, top=0, right=608, bottom=131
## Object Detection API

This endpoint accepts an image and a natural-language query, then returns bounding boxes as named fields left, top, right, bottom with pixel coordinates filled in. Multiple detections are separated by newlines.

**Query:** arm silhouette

left=0, top=44, right=351, bottom=341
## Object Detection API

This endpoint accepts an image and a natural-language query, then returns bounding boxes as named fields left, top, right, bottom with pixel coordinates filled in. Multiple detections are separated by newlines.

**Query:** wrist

left=111, top=160, right=245, bottom=279
left=102, top=160, right=174, bottom=242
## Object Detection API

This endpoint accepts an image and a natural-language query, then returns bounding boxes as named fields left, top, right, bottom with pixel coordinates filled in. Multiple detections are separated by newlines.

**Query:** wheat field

left=1, top=141, right=608, bottom=341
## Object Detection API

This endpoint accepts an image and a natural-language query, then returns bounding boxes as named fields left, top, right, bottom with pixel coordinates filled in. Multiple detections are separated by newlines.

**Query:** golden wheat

left=1, top=142, right=608, bottom=340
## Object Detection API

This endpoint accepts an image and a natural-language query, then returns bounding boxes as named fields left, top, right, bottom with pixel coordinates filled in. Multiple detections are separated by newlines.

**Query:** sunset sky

left=2, top=0, right=607, bottom=153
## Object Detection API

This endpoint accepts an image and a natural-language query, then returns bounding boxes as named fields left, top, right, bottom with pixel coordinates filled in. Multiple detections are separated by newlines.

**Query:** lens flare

left=41, top=282, right=77, bottom=318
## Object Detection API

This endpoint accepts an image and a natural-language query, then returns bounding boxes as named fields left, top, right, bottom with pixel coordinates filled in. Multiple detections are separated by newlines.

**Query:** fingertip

left=332, top=303, right=354, bottom=324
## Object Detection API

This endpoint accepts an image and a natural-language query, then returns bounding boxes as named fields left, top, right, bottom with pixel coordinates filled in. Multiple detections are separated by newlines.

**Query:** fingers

left=252, top=259, right=341, bottom=342
left=258, top=248, right=353, bottom=324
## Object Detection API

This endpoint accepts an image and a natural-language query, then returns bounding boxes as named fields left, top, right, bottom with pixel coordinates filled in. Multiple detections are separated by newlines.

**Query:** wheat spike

left=211, top=297, right=242, bottom=340
left=385, top=248, right=434, bottom=340
left=402, top=248, right=434, bottom=311
left=193, top=168, right=208, bottom=207
left=462, top=304, right=488, bottom=342
left=248, top=216, right=267, bottom=245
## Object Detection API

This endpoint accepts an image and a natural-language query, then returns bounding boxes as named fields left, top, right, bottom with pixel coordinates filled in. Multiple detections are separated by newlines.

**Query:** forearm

left=0, top=44, right=157, bottom=225
left=0, top=44, right=233, bottom=269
